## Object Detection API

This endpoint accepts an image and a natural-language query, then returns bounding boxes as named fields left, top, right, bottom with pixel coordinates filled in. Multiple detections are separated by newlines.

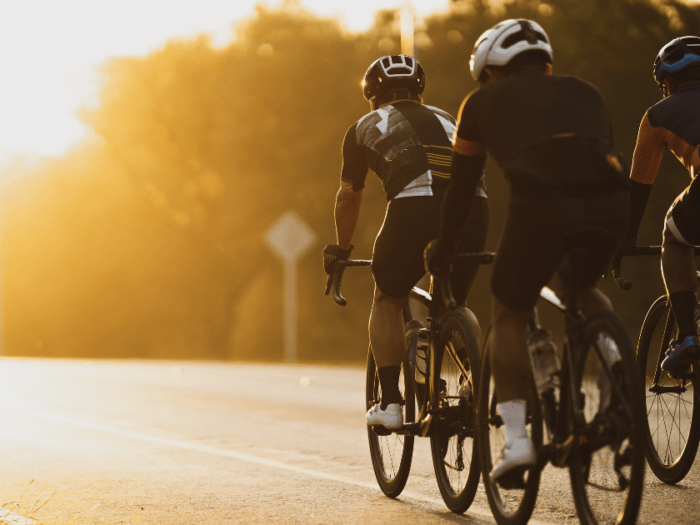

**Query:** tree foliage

left=1, top=0, right=698, bottom=359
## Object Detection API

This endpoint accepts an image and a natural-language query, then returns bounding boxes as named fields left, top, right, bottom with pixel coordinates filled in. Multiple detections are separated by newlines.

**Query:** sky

left=0, top=0, right=451, bottom=165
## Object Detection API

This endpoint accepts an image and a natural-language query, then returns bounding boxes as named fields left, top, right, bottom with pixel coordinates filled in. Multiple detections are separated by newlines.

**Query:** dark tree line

left=1, top=0, right=697, bottom=360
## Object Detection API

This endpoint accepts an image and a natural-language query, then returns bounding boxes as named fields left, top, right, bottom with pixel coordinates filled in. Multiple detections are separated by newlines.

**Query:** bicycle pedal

left=553, top=435, right=575, bottom=467
left=495, top=466, right=528, bottom=490
left=668, top=370, right=693, bottom=380
left=372, top=425, right=392, bottom=436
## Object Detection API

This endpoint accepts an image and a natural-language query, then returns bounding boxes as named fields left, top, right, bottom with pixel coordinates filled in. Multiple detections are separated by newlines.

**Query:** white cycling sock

left=499, top=399, right=528, bottom=448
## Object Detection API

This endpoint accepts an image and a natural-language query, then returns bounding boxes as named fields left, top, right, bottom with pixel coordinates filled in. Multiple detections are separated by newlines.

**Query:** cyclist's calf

left=492, top=298, right=532, bottom=403
left=369, top=286, right=408, bottom=369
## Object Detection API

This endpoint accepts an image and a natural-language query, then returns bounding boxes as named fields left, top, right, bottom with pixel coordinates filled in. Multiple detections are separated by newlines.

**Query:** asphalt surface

left=0, top=359, right=697, bottom=524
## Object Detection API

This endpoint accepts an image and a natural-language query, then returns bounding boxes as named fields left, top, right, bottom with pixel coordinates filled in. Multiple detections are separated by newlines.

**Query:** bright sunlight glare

left=0, top=0, right=450, bottom=166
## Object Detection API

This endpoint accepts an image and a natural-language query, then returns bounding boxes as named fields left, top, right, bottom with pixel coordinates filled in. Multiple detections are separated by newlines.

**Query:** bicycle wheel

left=477, top=327, right=542, bottom=525
left=637, top=295, right=700, bottom=484
left=429, top=310, right=481, bottom=514
left=568, top=310, right=646, bottom=525
left=366, top=345, right=415, bottom=498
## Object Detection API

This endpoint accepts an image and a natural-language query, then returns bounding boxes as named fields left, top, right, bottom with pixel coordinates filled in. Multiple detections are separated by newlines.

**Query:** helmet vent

left=502, top=30, right=547, bottom=49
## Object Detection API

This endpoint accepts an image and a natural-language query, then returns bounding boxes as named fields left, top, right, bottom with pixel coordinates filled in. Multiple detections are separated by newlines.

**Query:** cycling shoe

left=489, top=436, right=536, bottom=485
left=661, top=335, right=699, bottom=373
left=366, top=402, right=403, bottom=430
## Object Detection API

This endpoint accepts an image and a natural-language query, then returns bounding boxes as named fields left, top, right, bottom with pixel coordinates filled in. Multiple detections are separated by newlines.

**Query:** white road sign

left=264, top=210, right=316, bottom=263
left=264, top=211, right=316, bottom=362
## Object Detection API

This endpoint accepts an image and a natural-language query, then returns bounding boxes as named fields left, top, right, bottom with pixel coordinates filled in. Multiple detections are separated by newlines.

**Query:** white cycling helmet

left=470, top=19, right=553, bottom=81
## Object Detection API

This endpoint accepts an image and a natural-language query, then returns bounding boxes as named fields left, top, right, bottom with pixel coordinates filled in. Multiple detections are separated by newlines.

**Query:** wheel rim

left=644, top=305, right=696, bottom=468
left=572, top=326, right=638, bottom=523
left=484, top=376, right=537, bottom=517
left=435, top=336, right=475, bottom=496
left=369, top=363, right=410, bottom=482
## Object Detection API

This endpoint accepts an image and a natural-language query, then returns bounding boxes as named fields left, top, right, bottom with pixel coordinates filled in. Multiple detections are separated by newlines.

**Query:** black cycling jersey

left=437, top=70, right=630, bottom=312
left=341, top=100, right=487, bottom=201
left=455, top=72, right=626, bottom=194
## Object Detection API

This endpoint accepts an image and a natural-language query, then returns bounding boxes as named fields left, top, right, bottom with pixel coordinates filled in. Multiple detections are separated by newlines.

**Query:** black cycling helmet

left=362, top=55, right=425, bottom=102
left=653, top=36, right=700, bottom=90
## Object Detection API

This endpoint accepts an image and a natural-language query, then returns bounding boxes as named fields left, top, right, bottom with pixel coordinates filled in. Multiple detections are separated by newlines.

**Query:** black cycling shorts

left=491, top=190, right=629, bottom=312
left=665, top=175, right=700, bottom=246
left=372, top=195, right=488, bottom=301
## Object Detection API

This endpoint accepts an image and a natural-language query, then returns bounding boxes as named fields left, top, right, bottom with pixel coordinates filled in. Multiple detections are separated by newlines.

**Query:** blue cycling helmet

left=653, top=36, right=700, bottom=90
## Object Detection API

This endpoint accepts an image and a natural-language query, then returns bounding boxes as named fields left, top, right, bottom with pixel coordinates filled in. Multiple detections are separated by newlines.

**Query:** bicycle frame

left=612, top=245, right=700, bottom=389
left=534, top=250, right=635, bottom=466
left=394, top=281, right=474, bottom=437
left=328, top=253, right=493, bottom=438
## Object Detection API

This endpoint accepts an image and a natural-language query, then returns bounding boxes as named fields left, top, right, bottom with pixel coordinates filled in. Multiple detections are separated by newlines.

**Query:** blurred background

left=0, top=0, right=698, bottom=362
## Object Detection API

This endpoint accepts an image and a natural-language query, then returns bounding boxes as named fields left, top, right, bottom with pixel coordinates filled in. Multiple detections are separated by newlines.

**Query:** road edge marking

left=0, top=507, right=36, bottom=525
left=11, top=408, right=554, bottom=524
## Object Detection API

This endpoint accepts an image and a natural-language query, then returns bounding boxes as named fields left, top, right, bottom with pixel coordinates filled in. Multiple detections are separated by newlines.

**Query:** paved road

left=0, top=359, right=696, bottom=524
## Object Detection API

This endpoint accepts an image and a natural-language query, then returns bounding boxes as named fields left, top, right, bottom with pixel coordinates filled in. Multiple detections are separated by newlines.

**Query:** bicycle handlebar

left=611, top=245, right=700, bottom=290
left=439, top=252, right=495, bottom=310
left=324, top=252, right=495, bottom=307
left=324, top=259, right=371, bottom=306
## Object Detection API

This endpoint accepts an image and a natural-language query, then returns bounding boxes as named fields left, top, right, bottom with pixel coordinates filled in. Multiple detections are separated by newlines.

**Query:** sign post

left=401, top=0, right=415, bottom=57
left=264, top=211, right=316, bottom=363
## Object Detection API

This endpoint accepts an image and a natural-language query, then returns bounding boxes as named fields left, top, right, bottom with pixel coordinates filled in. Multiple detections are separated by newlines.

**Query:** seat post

left=565, top=249, right=583, bottom=322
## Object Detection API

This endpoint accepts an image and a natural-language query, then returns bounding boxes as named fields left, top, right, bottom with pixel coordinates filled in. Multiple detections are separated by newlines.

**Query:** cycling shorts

left=372, top=195, right=488, bottom=301
left=665, top=175, right=700, bottom=246
left=491, top=190, right=629, bottom=312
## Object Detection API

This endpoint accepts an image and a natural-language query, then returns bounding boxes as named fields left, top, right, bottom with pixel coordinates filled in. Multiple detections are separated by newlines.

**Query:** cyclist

left=323, top=55, right=488, bottom=430
left=426, top=19, right=630, bottom=482
left=624, top=36, right=700, bottom=374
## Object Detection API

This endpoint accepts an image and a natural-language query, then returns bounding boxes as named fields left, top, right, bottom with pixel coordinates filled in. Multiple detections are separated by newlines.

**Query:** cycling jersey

left=341, top=100, right=487, bottom=201
left=630, top=82, right=700, bottom=184
left=454, top=72, right=627, bottom=194
left=628, top=82, right=700, bottom=246
left=438, top=70, right=629, bottom=312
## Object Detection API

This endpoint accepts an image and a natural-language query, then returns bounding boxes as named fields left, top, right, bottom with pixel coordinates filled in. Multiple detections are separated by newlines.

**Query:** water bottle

left=596, top=333, right=621, bottom=412
left=527, top=328, right=560, bottom=395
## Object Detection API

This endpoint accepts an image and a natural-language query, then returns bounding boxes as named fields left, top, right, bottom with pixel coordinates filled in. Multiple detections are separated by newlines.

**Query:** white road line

left=12, top=408, right=554, bottom=524
left=0, top=507, right=36, bottom=525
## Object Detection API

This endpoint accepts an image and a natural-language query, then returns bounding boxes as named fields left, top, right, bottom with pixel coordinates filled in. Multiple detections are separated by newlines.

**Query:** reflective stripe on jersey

left=630, top=83, right=700, bottom=185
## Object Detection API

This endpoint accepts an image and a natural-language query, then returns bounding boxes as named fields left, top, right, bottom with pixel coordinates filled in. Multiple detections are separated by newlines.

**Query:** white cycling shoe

left=489, top=436, right=537, bottom=483
left=366, top=403, right=403, bottom=430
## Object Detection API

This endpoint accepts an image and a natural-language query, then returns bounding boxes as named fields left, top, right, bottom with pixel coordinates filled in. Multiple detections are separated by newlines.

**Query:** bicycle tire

left=429, top=310, right=482, bottom=514
left=568, top=310, right=646, bottom=525
left=637, top=295, right=700, bottom=484
left=366, top=345, right=415, bottom=498
left=477, top=327, right=542, bottom=525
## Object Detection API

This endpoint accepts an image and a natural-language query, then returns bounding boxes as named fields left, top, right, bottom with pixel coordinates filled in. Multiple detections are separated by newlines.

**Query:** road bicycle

left=326, top=253, right=493, bottom=514
left=477, top=228, right=646, bottom=525
left=613, top=245, right=700, bottom=484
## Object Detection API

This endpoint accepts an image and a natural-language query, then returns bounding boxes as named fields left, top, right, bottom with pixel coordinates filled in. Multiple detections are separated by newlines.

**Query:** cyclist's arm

left=336, top=124, right=367, bottom=250
left=335, top=180, right=363, bottom=250
left=438, top=142, right=486, bottom=250
left=436, top=92, right=486, bottom=252
left=626, top=112, right=665, bottom=241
